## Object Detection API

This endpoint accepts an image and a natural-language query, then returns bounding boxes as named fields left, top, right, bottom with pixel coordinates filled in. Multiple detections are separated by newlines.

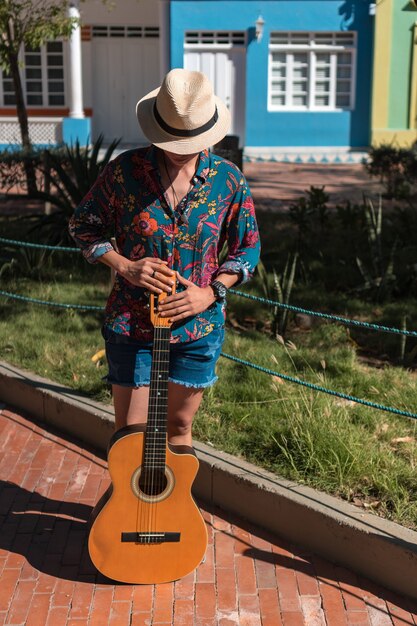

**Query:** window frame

left=268, top=31, right=357, bottom=113
left=0, top=40, right=67, bottom=108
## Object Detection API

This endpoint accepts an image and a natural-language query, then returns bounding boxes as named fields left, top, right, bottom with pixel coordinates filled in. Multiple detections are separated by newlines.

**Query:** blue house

left=0, top=0, right=374, bottom=161
left=171, top=0, right=374, bottom=161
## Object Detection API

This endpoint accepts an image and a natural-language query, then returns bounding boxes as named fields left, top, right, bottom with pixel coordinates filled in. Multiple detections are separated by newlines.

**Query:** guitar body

left=88, top=424, right=208, bottom=584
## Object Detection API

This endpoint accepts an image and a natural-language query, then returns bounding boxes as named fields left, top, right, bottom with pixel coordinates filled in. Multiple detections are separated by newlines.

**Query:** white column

left=158, top=0, right=170, bottom=80
left=68, top=1, right=84, bottom=118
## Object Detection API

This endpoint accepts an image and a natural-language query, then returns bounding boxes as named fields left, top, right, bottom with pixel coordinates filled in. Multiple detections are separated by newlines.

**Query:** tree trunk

left=8, top=49, right=38, bottom=195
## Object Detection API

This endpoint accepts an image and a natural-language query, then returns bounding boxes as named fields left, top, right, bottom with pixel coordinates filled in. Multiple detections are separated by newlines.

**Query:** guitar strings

left=149, top=324, right=159, bottom=540
left=135, top=318, right=170, bottom=542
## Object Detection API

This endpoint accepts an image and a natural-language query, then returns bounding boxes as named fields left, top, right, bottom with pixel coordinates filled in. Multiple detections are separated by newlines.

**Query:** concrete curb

left=1, top=359, right=416, bottom=601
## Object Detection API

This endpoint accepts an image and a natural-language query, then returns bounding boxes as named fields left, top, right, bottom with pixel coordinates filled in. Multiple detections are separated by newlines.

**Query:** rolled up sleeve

left=68, top=162, right=116, bottom=264
left=218, top=178, right=261, bottom=284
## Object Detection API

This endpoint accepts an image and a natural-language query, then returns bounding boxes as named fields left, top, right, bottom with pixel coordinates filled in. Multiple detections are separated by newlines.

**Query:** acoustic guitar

left=88, top=287, right=208, bottom=584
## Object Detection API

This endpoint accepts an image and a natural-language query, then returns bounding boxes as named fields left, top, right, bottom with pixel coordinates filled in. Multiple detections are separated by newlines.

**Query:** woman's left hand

left=157, top=273, right=216, bottom=322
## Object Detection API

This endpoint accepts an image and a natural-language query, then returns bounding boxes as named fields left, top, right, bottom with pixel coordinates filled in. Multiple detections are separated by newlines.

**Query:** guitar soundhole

left=138, top=469, right=168, bottom=497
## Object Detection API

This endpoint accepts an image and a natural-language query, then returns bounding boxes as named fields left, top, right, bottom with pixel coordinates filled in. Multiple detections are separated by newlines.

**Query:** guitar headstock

left=149, top=277, right=176, bottom=328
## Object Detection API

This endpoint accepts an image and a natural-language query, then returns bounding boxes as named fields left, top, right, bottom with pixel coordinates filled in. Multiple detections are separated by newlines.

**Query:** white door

left=184, top=45, right=246, bottom=147
left=92, top=34, right=160, bottom=144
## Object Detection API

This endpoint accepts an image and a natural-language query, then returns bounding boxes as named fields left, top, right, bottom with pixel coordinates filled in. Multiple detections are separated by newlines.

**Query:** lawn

left=1, top=210, right=416, bottom=531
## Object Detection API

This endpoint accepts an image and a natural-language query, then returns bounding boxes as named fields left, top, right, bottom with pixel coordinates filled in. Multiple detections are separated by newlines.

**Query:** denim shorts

left=102, top=326, right=225, bottom=389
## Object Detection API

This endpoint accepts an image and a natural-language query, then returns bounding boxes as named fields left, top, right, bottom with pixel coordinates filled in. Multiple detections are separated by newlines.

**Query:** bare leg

left=112, top=382, right=204, bottom=446
left=112, top=385, right=150, bottom=431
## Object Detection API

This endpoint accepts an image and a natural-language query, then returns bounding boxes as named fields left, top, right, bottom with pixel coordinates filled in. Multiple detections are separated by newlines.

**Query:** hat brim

left=136, top=87, right=231, bottom=155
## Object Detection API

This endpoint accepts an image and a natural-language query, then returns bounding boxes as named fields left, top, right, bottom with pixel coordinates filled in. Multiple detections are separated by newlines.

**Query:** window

left=1, top=41, right=65, bottom=107
left=92, top=25, right=159, bottom=38
left=185, top=31, right=246, bottom=47
left=268, top=32, right=356, bottom=111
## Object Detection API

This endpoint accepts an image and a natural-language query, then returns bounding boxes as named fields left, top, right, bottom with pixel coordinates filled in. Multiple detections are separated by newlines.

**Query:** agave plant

left=29, top=134, right=120, bottom=246
left=257, top=253, right=298, bottom=341
left=355, top=195, right=397, bottom=301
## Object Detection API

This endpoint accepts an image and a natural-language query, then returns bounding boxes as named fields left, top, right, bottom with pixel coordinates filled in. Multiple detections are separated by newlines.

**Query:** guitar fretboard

left=143, top=326, right=171, bottom=471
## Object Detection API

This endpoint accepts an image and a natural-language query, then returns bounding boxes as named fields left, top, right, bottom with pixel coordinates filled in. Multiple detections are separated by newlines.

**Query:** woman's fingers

left=158, top=292, right=187, bottom=310
left=150, top=271, right=176, bottom=292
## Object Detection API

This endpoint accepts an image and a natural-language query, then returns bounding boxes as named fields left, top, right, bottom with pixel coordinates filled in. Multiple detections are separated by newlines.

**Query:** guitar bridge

left=121, top=532, right=180, bottom=544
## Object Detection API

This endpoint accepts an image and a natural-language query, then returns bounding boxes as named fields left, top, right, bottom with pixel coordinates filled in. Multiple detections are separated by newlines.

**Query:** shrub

left=365, top=144, right=417, bottom=199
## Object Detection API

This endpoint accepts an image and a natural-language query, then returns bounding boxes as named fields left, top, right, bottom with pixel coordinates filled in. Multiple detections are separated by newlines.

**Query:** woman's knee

left=167, top=412, right=193, bottom=436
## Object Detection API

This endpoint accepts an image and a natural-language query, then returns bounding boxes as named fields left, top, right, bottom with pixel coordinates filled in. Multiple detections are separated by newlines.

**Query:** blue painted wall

left=171, top=0, right=374, bottom=148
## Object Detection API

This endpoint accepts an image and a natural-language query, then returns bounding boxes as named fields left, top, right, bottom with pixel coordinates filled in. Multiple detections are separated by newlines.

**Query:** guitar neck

left=143, top=326, right=171, bottom=470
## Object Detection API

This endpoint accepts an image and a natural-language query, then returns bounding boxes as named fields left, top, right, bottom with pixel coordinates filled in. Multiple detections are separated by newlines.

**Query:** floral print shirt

left=69, top=146, right=260, bottom=343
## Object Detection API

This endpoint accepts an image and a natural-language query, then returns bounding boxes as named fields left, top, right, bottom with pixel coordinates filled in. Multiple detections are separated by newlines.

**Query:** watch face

left=212, top=281, right=227, bottom=300
left=217, top=284, right=227, bottom=298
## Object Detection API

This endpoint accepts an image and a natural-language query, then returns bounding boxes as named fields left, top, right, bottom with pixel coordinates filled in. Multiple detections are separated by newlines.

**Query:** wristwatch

left=210, top=280, right=228, bottom=302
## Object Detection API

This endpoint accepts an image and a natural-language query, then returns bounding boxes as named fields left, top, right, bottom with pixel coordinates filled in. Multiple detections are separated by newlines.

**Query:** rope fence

left=1, top=236, right=415, bottom=337
left=0, top=237, right=81, bottom=253
left=1, top=237, right=416, bottom=421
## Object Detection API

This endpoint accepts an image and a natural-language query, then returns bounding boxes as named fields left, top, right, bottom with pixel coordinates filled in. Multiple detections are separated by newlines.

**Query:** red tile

left=25, top=593, right=52, bottom=626
left=233, top=525, right=252, bottom=556
left=295, top=560, right=320, bottom=596
left=113, top=585, right=134, bottom=602
left=51, top=578, right=75, bottom=608
left=276, top=569, right=301, bottom=612
left=67, top=582, right=94, bottom=620
left=366, top=604, right=394, bottom=626
left=281, top=611, right=306, bottom=626
left=195, top=581, right=216, bottom=620
left=239, top=593, right=260, bottom=616
left=88, top=587, right=114, bottom=626
left=300, top=595, right=326, bottom=625
left=130, top=611, right=154, bottom=626
left=19, top=559, right=40, bottom=582
left=216, top=567, right=237, bottom=613
left=35, top=571, right=57, bottom=594
left=346, top=611, right=371, bottom=625
left=336, top=566, right=367, bottom=611
left=173, top=598, right=195, bottom=625
left=132, top=583, right=154, bottom=610
left=109, top=600, right=132, bottom=625
left=152, top=583, right=174, bottom=624
left=4, top=550, right=26, bottom=570
left=196, top=543, right=215, bottom=583
left=215, top=528, right=235, bottom=568
left=235, top=554, right=257, bottom=596
left=386, top=599, right=415, bottom=623
left=254, top=554, right=277, bottom=589
left=212, top=513, right=231, bottom=532
left=259, top=588, right=283, bottom=626
left=0, top=568, right=20, bottom=611
left=5, top=579, right=36, bottom=624
left=239, top=617, right=263, bottom=626
left=174, top=570, right=195, bottom=600
left=45, top=606, right=70, bottom=626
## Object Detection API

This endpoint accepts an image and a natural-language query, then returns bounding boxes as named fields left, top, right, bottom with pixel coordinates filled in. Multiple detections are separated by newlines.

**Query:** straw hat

left=136, top=68, right=231, bottom=154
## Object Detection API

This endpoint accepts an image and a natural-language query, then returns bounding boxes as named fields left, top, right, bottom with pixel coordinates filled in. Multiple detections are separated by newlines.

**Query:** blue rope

left=0, top=289, right=415, bottom=420
left=0, top=290, right=102, bottom=311
left=0, top=237, right=80, bottom=253
left=221, top=352, right=417, bottom=421
left=1, top=237, right=415, bottom=338
left=230, top=289, right=417, bottom=338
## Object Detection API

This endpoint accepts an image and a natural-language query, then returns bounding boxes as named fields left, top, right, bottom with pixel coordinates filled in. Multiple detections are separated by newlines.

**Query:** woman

left=69, top=68, right=260, bottom=447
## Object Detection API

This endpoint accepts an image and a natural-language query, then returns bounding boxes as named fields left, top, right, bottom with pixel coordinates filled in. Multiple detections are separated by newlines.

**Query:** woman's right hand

left=120, top=257, right=176, bottom=294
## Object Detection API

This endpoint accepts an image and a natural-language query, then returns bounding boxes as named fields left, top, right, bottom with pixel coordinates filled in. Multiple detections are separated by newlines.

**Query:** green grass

left=1, top=271, right=417, bottom=529
left=1, top=214, right=417, bottom=530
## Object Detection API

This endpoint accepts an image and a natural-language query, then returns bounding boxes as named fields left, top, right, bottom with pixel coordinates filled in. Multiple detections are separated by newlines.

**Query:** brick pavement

left=0, top=404, right=416, bottom=626
left=1, top=161, right=383, bottom=218
left=243, top=162, right=384, bottom=211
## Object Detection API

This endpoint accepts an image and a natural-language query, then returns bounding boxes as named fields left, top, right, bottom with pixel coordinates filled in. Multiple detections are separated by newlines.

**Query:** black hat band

left=153, top=102, right=219, bottom=138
